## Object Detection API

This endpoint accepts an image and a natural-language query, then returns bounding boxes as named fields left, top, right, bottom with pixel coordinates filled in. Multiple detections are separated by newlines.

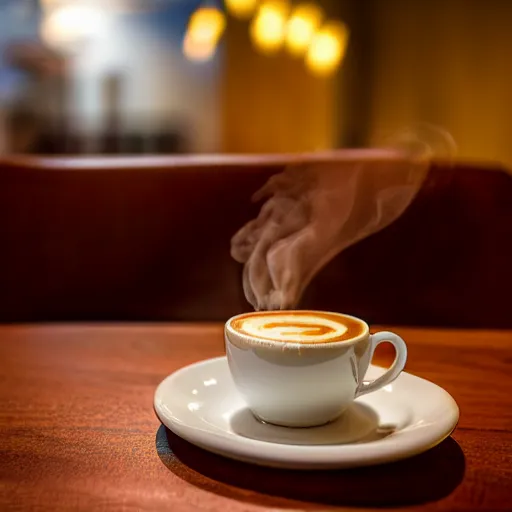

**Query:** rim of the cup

left=225, top=310, right=370, bottom=350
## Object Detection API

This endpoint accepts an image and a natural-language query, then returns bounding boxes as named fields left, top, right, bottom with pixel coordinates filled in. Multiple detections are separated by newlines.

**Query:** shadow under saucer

left=156, top=424, right=465, bottom=508
left=229, top=402, right=396, bottom=445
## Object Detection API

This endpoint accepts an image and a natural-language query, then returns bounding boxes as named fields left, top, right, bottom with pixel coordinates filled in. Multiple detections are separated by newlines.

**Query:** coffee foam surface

left=230, top=311, right=365, bottom=344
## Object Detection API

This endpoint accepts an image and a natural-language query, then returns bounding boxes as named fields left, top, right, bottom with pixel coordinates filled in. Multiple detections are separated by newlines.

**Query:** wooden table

left=1, top=324, right=511, bottom=511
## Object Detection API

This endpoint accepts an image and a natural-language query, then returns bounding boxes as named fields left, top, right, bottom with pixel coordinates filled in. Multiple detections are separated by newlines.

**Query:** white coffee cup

left=225, top=310, right=407, bottom=428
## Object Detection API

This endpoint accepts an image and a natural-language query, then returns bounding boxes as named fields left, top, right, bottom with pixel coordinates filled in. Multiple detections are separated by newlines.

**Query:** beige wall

left=367, top=0, right=512, bottom=168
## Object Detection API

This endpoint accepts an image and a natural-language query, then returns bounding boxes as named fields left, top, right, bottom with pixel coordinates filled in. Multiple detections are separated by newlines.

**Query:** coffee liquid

left=229, top=311, right=366, bottom=344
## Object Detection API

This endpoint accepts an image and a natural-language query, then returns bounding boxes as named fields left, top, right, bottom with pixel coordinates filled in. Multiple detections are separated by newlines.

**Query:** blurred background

left=0, top=0, right=511, bottom=166
left=1, top=0, right=511, bottom=328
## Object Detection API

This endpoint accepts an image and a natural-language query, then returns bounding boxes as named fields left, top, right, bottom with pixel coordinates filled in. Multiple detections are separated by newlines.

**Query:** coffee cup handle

left=355, top=331, right=408, bottom=398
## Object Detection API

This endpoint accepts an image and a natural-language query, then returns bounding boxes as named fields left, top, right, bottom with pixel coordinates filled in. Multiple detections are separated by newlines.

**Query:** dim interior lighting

left=306, top=20, right=349, bottom=76
left=250, top=0, right=290, bottom=54
left=183, top=6, right=226, bottom=62
left=285, top=3, right=323, bottom=56
left=225, top=0, right=259, bottom=19
left=40, top=3, right=105, bottom=50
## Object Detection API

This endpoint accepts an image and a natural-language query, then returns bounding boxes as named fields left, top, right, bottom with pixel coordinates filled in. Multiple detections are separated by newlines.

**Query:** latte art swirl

left=230, top=311, right=366, bottom=344
left=264, top=322, right=337, bottom=337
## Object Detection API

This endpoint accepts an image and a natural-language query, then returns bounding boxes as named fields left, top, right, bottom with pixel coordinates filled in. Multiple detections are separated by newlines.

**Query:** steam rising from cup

left=231, top=125, right=456, bottom=311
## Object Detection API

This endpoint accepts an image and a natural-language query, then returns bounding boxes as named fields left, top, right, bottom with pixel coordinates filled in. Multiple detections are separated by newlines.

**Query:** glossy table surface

left=0, top=323, right=511, bottom=511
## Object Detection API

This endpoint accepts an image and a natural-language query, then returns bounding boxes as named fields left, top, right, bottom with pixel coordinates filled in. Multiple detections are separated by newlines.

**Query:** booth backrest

left=1, top=155, right=511, bottom=328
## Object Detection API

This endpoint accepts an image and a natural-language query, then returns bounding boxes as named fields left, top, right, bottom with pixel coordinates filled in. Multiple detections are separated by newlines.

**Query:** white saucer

left=154, top=356, right=459, bottom=470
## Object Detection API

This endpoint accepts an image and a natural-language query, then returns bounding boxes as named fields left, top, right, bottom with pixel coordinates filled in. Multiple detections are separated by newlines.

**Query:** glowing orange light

left=306, top=20, right=349, bottom=76
left=188, top=7, right=226, bottom=45
left=225, top=0, right=259, bottom=19
left=285, top=3, right=323, bottom=56
left=183, top=6, right=226, bottom=62
left=183, top=32, right=217, bottom=62
left=250, top=1, right=290, bottom=54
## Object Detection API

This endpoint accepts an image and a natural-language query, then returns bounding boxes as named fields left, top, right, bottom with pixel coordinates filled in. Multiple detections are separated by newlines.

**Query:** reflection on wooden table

left=0, top=323, right=510, bottom=511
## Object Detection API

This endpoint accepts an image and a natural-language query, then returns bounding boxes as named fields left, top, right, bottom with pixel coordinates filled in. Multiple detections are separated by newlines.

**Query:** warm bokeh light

left=225, top=0, right=259, bottom=19
left=183, top=32, right=217, bottom=62
left=40, top=4, right=105, bottom=51
left=306, top=21, right=349, bottom=76
left=285, top=3, right=323, bottom=56
left=183, top=7, right=226, bottom=62
left=250, top=1, right=290, bottom=54
left=188, top=7, right=226, bottom=46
